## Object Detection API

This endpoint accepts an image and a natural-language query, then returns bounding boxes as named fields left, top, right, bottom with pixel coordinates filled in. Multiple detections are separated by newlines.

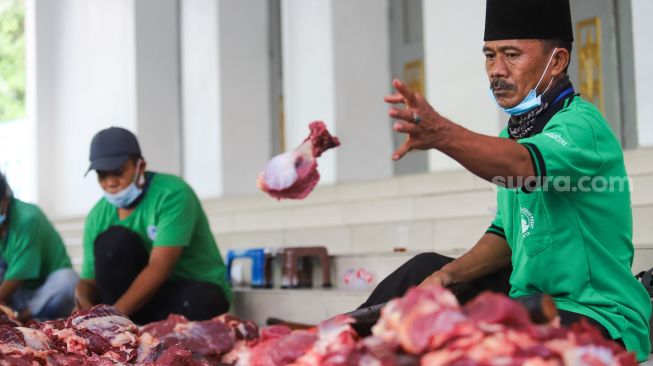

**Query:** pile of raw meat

left=258, top=121, right=340, bottom=200
left=0, top=286, right=636, bottom=365
left=0, top=304, right=257, bottom=365
left=232, top=286, right=636, bottom=366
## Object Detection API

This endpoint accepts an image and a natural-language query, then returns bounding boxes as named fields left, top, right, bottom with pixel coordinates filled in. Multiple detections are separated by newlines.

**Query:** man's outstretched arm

left=386, top=79, right=535, bottom=187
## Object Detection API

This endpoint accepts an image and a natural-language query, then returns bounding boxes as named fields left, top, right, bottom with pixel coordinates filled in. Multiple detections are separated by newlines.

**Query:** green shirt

left=80, top=172, right=232, bottom=302
left=1, top=199, right=72, bottom=290
left=487, top=96, right=651, bottom=361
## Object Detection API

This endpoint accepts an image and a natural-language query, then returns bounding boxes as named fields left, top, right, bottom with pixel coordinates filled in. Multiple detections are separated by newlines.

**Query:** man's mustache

left=490, top=79, right=516, bottom=91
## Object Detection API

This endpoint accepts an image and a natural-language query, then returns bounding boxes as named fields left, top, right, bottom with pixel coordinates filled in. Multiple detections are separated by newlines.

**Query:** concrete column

left=134, top=0, right=182, bottom=175
left=281, top=0, right=393, bottom=184
left=181, top=0, right=272, bottom=198
left=28, top=0, right=182, bottom=217
left=631, top=0, right=653, bottom=147
left=29, top=0, right=138, bottom=217
left=422, top=0, right=504, bottom=171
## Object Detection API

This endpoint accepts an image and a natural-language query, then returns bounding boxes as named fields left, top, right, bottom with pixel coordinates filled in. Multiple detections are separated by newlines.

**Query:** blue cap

left=86, top=127, right=141, bottom=176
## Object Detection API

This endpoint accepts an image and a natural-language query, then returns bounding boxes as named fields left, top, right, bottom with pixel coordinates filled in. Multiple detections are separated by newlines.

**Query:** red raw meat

left=372, top=285, right=467, bottom=354
left=152, top=345, right=210, bottom=366
left=141, top=314, right=190, bottom=339
left=464, top=291, right=534, bottom=332
left=258, top=121, right=340, bottom=200
left=214, top=314, right=259, bottom=341
left=259, top=324, right=292, bottom=341
left=59, top=304, right=140, bottom=362
left=140, top=314, right=236, bottom=359
left=290, top=315, right=359, bottom=365
left=0, top=326, right=24, bottom=346
left=0, top=285, right=638, bottom=366
left=236, top=327, right=318, bottom=366
left=0, top=326, right=56, bottom=365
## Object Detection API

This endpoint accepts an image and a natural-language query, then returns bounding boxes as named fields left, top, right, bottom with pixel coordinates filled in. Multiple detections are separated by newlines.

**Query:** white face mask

left=103, top=160, right=145, bottom=208
left=489, top=48, right=558, bottom=116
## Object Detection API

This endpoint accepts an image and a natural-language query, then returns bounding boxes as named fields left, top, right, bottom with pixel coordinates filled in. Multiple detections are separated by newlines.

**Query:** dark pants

left=360, top=252, right=621, bottom=344
left=94, top=226, right=229, bottom=324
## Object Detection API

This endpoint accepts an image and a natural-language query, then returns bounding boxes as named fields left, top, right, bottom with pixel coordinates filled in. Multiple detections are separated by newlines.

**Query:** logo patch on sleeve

left=147, top=225, right=158, bottom=241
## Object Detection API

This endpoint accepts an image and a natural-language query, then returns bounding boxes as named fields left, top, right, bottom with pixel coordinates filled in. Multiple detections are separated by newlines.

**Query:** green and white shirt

left=81, top=172, right=232, bottom=302
left=487, top=96, right=651, bottom=361
left=1, top=199, right=72, bottom=289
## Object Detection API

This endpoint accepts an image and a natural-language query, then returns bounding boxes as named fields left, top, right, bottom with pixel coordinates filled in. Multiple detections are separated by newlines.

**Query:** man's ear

left=0, top=197, right=7, bottom=216
left=551, top=48, right=570, bottom=77
left=137, top=160, right=147, bottom=187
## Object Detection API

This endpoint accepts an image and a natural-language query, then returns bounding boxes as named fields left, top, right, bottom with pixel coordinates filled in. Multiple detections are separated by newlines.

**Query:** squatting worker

left=360, top=0, right=651, bottom=360
left=0, top=173, right=78, bottom=321
left=75, top=127, right=231, bottom=324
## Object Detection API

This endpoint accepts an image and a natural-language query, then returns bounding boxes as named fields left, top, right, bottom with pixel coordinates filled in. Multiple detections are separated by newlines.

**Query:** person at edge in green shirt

left=355, top=0, right=651, bottom=361
left=0, top=173, right=78, bottom=322
left=75, top=127, right=231, bottom=324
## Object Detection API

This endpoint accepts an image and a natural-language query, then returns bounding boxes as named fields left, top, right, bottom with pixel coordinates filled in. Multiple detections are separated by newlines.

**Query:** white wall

left=30, top=0, right=137, bottom=217
left=331, top=0, right=393, bottom=182
left=632, top=0, right=653, bottom=147
left=422, top=0, right=506, bottom=172
left=0, top=120, right=36, bottom=202
left=281, top=0, right=337, bottom=184
left=180, top=0, right=222, bottom=198
left=29, top=0, right=182, bottom=218
left=217, top=1, right=273, bottom=196
left=134, top=0, right=182, bottom=176
left=282, top=0, right=394, bottom=184
left=181, top=0, right=272, bottom=198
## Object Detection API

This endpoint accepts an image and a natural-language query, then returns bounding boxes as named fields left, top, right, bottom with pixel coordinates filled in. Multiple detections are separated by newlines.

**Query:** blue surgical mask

left=489, top=48, right=558, bottom=116
left=0, top=197, right=7, bottom=225
left=103, top=161, right=144, bottom=208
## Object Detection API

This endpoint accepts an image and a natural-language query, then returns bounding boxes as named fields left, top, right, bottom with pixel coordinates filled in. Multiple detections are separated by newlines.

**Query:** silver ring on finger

left=412, top=112, right=421, bottom=125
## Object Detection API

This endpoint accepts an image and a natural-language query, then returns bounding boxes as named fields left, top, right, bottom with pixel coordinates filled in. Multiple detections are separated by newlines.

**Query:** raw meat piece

left=258, top=121, right=340, bottom=200
left=0, top=326, right=53, bottom=352
left=59, top=304, right=139, bottom=363
left=0, top=326, right=24, bottom=346
left=140, top=314, right=189, bottom=339
left=464, top=291, right=535, bottom=332
left=0, top=344, right=44, bottom=366
left=140, top=314, right=235, bottom=359
left=223, top=324, right=292, bottom=364
left=0, top=284, right=638, bottom=366
left=0, top=326, right=57, bottom=365
left=151, top=345, right=210, bottom=366
left=290, top=315, right=358, bottom=365
left=134, top=332, right=164, bottom=364
left=372, top=285, right=467, bottom=354
left=214, top=314, right=259, bottom=341
left=344, top=336, right=406, bottom=366
left=259, top=324, right=292, bottom=341
left=236, top=326, right=318, bottom=366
